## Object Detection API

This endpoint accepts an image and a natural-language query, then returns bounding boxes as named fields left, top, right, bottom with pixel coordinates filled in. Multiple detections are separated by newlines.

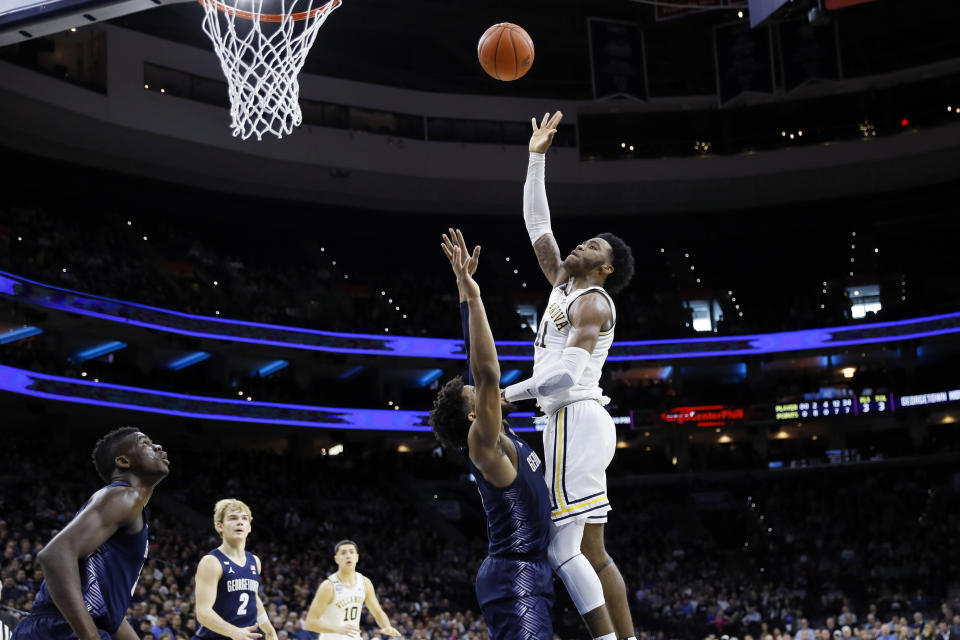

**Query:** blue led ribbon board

left=2, top=270, right=960, bottom=361
left=0, top=364, right=537, bottom=431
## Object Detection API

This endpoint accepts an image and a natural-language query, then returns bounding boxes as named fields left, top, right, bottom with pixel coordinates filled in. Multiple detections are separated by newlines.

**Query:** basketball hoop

left=198, top=0, right=342, bottom=140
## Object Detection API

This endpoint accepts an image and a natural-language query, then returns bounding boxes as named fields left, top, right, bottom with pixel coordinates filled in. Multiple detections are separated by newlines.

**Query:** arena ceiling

left=106, top=0, right=953, bottom=99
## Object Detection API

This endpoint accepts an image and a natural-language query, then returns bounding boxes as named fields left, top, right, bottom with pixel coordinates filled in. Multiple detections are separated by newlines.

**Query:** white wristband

left=257, top=612, right=269, bottom=624
left=523, top=152, right=552, bottom=244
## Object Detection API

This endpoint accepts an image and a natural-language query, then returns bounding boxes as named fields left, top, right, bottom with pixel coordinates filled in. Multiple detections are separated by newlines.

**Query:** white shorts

left=543, top=399, right=616, bottom=525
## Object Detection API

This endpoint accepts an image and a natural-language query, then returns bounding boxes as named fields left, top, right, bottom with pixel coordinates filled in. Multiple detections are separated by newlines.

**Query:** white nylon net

left=199, top=0, right=342, bottom=140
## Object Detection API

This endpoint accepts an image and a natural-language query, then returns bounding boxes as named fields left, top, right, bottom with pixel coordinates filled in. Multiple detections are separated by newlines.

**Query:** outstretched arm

left=37, top=486, right=142, bottom=640
left=442, top=229, right=478, bottom=385
left=443, top=236, right=515, bottom=485
left=524, top=111, right=569, bottom=287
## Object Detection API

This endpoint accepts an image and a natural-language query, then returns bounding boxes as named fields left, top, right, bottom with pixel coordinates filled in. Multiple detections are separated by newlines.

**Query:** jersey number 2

left=237, top=593, right=250, bottom=616
left=343, top=606, right=359, bottom=622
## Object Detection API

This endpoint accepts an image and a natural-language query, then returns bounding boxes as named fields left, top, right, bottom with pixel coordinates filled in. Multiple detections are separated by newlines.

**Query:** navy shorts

left=481, top=594, right=554, bottom=640
left=10, top=615, right=111, bottom=640
left=476, top=556, right=554, bottom=640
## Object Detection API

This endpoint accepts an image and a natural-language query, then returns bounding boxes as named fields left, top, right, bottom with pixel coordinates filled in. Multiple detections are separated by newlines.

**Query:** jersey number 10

left=343, top=606, right=359, bottom=622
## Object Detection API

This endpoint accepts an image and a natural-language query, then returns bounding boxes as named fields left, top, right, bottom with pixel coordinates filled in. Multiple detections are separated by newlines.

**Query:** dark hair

left=598, top=232, right=636, bottom=295
left=429, top=376, right=471, bottom=449
left=334, top=539, right=359, bottom=554
left=91, top=426, right=139, bottom=482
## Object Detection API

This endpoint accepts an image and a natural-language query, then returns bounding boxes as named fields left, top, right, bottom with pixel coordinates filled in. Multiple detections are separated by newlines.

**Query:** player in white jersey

left=305, top=540, right=400, bottom=640
left=502, top=111, right=638, bottom=640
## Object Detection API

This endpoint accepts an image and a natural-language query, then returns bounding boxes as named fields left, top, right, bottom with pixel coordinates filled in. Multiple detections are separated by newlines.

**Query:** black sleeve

left=459, top=301, right=474, bottom=385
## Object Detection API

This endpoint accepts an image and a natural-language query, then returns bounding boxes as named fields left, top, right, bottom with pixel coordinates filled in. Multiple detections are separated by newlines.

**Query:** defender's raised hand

left=529, top=111, right=563, bottom=154
left=441, top=228, right=480, bottom=281
left=451, top=246, right=481, bottom=301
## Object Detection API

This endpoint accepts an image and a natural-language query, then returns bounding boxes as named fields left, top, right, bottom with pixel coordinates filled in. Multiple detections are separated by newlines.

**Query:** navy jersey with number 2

left=193, top=549, right=260, bottom=639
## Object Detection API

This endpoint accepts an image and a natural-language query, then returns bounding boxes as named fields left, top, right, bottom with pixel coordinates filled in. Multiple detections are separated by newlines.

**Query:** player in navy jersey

left=12, top=427, right=169, bottom=640
left=192, top=499, right=276, bottom=640
left=428, top=230, right=560, bottom=640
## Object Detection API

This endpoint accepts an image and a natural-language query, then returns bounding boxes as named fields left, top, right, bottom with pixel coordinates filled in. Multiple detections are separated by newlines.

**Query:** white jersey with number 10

left=317, top=573, right=366, bottom=640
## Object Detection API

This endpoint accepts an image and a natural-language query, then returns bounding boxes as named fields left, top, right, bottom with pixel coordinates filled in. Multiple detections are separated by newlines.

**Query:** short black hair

left=429, top=376, right=471, bottom=450
left=91, top=427, right=139, bottom=482
left=334, top=539, right=358, bottom=554
left=598, top=232, right=636, bottom=295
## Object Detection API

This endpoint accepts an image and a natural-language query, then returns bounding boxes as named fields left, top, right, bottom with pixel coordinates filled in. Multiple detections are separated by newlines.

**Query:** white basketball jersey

left=533, top=282, right=615, bottom=415
left=317, top=573, right=366, bottom=640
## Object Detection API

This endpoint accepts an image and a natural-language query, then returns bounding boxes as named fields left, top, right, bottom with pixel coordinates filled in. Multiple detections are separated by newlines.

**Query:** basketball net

left=198, top=0, right=342, bottom=140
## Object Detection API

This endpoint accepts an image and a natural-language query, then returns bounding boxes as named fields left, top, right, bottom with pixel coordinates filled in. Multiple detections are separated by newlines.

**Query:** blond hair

left=213, top=498, right=253, bottom=534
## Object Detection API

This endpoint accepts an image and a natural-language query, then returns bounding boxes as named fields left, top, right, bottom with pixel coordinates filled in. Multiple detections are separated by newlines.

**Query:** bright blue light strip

left=501, top=369, right=522, bottom=384
left=418, top=369, right=444, bottom=387
left=0, top=326, right=43, bottom=344
left=0, top=364, right=537, bottom=432
left=71, top=340, right=126, bottom=363
left=168, top=352, right=210, bottom=371
left=3, top=270, right=960, bottom=361
left=257, top=360, right=288, bottom=377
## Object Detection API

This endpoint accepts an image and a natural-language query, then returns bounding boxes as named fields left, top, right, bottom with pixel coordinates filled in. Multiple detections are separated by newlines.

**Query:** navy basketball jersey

left=194, top=549, right=260, bottom=638
left=466, top=431, right=552, bottom=557
left=27, top=482, right=149, bottom=635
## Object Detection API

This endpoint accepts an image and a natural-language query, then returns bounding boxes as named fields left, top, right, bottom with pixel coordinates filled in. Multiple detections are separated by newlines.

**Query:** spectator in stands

left=876, top=623, right=896, bottom=640
left=795, top=618, right=815, bottom=640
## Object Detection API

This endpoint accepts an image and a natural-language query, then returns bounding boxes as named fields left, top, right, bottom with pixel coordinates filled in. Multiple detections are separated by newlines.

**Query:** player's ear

left=599, top=263, right=613, bottom=276
left=115, top=454, right=131, bottom=471
left=467, top=411, right=477, bottom=423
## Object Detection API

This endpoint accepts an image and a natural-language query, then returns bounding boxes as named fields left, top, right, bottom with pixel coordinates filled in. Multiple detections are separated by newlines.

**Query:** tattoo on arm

left=533, top=235, right=565, bottom=285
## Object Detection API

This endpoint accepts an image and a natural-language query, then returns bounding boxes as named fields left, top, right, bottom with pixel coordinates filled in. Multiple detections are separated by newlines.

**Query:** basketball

left=477, top=23, right=535, bottom=81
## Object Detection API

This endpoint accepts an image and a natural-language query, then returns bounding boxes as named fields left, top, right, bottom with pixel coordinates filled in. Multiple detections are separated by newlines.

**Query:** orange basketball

left=477, top=23, right=535, bottom=81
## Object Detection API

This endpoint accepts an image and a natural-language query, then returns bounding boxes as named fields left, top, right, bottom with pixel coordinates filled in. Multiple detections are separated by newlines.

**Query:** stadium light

left=70, top=341, right=126, bottom=363
left=168, top=352, right=210, bottom=371
left=257, top=360, right=289, bottom=377
left=0, top=326, right=42, bottom=344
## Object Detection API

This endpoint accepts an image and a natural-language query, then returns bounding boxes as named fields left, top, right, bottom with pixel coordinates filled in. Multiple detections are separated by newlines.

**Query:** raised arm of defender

left=441, top=230, right=517, bottom=487
left=525, top=111, right=569, bottom=288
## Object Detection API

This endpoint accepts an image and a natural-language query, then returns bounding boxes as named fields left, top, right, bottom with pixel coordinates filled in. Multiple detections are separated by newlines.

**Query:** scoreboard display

left=799, top=398, right=855, bottom=418
left=775, top=393, right=893, bottom=420
left=858, top=393, right=893, bottom=414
